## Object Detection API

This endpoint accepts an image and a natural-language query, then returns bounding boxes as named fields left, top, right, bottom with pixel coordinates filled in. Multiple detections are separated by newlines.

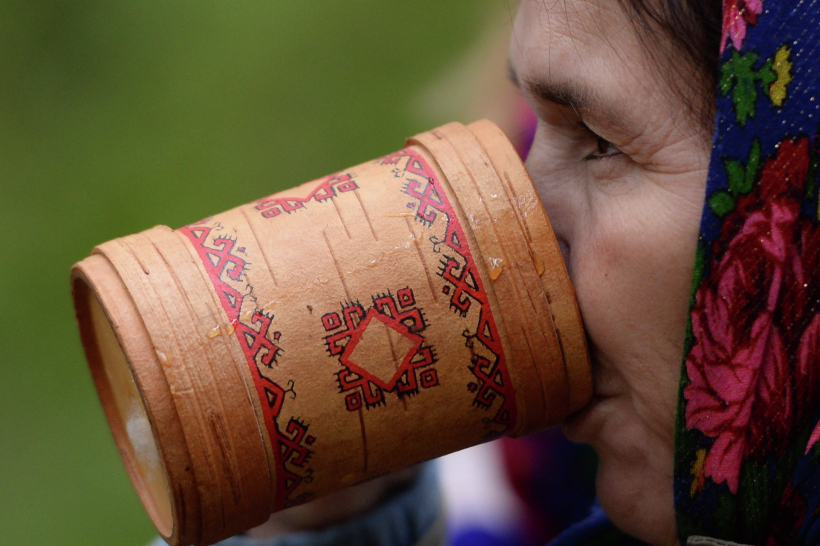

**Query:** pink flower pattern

left=722, top=0, right=764, bottom=53
left=685, top=200, right=796, bottom=493
left=684, top=138, right=819, bottom=494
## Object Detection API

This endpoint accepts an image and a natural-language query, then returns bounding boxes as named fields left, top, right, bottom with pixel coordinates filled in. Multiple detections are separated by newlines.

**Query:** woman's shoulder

left=547, top=505, right=649, bottom=546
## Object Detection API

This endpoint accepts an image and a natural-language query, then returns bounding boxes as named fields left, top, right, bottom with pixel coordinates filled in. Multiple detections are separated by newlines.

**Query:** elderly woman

left=152, top=0, right=820, bottom=544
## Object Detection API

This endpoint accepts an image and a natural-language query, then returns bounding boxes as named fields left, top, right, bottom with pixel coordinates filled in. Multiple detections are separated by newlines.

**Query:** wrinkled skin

left=509, top=1, right=710, bottom=544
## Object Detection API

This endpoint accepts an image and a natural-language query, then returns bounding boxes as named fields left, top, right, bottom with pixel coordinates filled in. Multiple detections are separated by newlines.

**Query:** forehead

left=510, top=0, right=653, bottom=103
left=509, top=0, right=698, bottom=141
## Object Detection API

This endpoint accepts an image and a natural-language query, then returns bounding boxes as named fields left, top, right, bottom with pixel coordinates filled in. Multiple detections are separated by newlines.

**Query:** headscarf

left=674, top=1, right=820, bottom=544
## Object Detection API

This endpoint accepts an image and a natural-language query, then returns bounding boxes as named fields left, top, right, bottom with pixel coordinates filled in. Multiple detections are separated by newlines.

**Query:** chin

left=596, top=456, right=678, bottom=546
left=563, top=398, right=679, bottom=546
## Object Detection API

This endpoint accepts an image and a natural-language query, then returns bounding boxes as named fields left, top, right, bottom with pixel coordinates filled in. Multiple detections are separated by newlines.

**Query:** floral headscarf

left=674, top=1, right=820, bottom=544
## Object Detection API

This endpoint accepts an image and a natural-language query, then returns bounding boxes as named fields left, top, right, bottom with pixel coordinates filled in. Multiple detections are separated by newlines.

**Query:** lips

left=562, top=349, right=619, bottom=441
left=562, top=394, right=611, bottom=442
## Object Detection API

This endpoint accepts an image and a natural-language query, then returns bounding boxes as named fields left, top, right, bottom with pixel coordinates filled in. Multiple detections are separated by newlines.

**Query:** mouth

left=561, top=341, right=618, bottom=440
left=565, top=392, right=605, bottom=421
left=562, top=394, right=608, bottom=441
left=562, top=350, right=620, bottom=441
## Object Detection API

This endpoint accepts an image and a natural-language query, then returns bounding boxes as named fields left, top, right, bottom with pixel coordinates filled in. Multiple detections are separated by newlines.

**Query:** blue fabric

left=547, top=504, right=645, bottom=546
left=447, top=527, right=524, bottom=546
left=148, top=464, right=440, bottom=546
left=547, top=506, right=614, bottom=546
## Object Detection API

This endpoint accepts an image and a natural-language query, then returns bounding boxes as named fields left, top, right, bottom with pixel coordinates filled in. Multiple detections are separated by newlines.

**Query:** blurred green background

left=0, top=2, right=515, bottom=544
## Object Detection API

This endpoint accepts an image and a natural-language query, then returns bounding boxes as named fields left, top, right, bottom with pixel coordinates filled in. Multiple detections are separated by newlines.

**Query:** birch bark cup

left=71, top=120, right=592, bottom=546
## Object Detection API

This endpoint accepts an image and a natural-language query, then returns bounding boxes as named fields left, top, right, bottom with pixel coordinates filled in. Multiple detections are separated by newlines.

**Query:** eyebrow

left=507, top=59, right=636, bottom=139
left=508, top=59, right=588, bottom=113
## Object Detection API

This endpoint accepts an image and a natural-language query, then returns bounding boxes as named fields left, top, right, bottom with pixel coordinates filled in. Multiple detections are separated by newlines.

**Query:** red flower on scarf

left=684, top=138, right=813, bottom=494
left=721, top=0, right=763, bottom=53
left=800, top=317, right=820, bottom=454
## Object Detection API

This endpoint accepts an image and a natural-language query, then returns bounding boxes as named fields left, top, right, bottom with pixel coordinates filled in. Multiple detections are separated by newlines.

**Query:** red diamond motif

left=339, top=307, right=423, bottom=391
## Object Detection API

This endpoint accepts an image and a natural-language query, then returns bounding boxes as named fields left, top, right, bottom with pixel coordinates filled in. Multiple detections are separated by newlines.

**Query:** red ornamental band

left=179, top=224, right=316, bottom=510
left=378, top=149, right=517, bottom=433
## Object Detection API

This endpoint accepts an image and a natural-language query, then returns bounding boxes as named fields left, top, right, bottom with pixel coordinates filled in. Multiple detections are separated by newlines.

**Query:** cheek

left=577, top=190, right=695, bottom=342
left=526, top=133, right=705, bottom=411
left=569, top=177, right=702, bottom=411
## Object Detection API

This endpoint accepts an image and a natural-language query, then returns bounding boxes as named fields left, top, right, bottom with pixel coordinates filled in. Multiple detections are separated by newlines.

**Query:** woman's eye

left=587, top=136, right=622, bottom=160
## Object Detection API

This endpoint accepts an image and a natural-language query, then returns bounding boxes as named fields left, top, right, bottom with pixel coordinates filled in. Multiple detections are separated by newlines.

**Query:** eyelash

left=585, top=135, right=622, bottom=161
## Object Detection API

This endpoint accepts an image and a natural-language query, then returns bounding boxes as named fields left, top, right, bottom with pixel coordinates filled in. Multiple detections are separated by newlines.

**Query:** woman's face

left=510, top=1, right=710, bottom=544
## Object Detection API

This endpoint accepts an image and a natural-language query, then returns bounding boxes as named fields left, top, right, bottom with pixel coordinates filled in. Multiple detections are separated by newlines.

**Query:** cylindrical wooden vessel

left=72, top=120, right=591, bottom=546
